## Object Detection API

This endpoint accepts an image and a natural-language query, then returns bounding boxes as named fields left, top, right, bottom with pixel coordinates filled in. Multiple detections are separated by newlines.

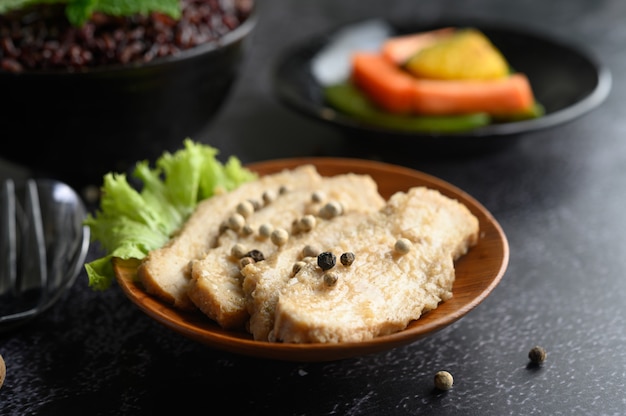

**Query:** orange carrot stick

left=350, top=52, right=536, bottom=116
left=412, top=73, right=535, bottom=116
left=351, top=52, right=417, bottom=114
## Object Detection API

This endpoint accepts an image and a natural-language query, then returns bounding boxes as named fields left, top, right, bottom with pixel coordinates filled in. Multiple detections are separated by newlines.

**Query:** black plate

left=273, top=18, right=612, bottom=151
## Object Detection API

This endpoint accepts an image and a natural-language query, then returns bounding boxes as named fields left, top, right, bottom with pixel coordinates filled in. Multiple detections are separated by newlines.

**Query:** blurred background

left=1, top=0, right=622, bottom=195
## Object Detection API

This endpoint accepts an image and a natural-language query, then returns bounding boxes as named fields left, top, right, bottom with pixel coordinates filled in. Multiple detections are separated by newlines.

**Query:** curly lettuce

left=0, top=0, right=181, bottom=27
left=83, top=139, right=258, bottom=290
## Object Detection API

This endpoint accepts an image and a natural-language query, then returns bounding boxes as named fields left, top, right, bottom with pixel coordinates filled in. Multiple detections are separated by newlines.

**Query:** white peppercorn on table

left=1, top=0, right=625, bottom=414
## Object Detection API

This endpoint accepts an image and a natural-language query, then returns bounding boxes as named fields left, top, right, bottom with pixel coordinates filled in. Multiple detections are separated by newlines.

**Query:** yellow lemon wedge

left=404, top=28, right=510, bottom=80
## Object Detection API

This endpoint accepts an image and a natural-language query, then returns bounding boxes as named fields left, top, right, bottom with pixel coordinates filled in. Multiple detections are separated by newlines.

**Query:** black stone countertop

left=1, top=0, right=625, bottom=414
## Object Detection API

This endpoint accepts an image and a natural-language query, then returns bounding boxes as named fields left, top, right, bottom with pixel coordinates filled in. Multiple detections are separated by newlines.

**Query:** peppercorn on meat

left=241, top=211, right=374, bottom=340
left=188, top=173, right=385, bottom=330
left=272, top=187, right=479, bottom=343
left=136, top=165, right=322, bottom=310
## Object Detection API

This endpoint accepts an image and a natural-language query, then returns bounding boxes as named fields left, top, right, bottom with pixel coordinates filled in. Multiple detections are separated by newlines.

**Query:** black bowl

left=273, top=18, right=612, bottom=154
left=0, top=6, right=257, bottom=189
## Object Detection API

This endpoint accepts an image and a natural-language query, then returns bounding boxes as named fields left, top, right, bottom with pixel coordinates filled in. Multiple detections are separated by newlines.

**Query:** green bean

left=324, top=82, right=545, bottom=133
left=323, top=82, right=491, bottom=133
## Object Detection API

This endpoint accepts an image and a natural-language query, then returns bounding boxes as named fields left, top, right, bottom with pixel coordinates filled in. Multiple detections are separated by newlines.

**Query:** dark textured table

left=2, top=0, right=625, bottom=414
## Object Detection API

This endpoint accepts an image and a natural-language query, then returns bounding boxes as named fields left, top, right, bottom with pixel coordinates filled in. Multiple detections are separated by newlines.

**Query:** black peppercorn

left=317, top=251, right=336, bottom=271
left=528, top=346, right=547, bottom=364
left=245, top=250, right=265, bottom=262
left=340, top=252, right=355, bottom=266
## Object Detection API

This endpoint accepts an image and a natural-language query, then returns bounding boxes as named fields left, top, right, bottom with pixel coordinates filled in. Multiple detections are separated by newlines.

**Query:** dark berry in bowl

left=0, top=0, right=257, bottom=190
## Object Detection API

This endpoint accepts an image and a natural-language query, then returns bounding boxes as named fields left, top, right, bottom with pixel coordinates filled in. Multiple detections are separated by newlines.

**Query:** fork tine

left=1, top=178, right=88, bottom=330
left=18, top=179, right=47, bottom=300
left=0, top=179, right=17, bottom=297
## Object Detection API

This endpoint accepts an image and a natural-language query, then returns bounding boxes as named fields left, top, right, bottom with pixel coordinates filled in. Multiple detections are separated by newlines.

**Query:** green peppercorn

left=434, top=371, right=453, bottom=391
left=271, top=228, right=289, bottom=246
left=340, top=252, right=355, bottom=266
left=292, top=261, right=306, bottom=276
left=247, top=198, right=262, bottom=211
left=528, top=346, right=547, bottom=364
left=317, top=251, right=336, bottom=271
left=236, top=200, right=255, bottom=218
left=302, top=244, right=319, bottom=258
left=311, top=190, right=325, bottom=203
left=228, top=213, right=245, bottom=231
left=394, top=238, right=412, bottom=255
left=319, top=201, right=343, bottom=219
left=323, top=272, right=338, bottom=287
left=298, top=215, right=316, bottom=232
left=239, top=256, right=255, bottom=269
left=231, top=243, right=247, bottom=259
left=259, top=223, right=273, bottom=238
left=241, top=224, right=254, bottom=236
left=262, top=190, right=276, bottom=205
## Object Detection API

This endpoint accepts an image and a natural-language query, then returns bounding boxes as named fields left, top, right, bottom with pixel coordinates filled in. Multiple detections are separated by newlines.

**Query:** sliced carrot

left=350, top=52, right=536, bottom=116
left=381, top=27, right=455, bottom=65
left=351, top=52, right=417, bottom=114
left=412, top=73, right=535, bottom=116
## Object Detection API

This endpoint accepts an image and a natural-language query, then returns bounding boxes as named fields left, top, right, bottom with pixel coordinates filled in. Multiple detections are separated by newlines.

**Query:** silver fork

left=0, top=178, right=90, bottom=331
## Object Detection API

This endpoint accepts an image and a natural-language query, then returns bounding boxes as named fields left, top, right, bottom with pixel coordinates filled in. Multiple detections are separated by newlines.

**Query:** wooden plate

left=114, top=158, right=509, bottom=362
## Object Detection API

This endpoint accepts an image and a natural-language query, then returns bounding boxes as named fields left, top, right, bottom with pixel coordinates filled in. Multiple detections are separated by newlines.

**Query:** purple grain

left=0, top=0, right=253, bottom=73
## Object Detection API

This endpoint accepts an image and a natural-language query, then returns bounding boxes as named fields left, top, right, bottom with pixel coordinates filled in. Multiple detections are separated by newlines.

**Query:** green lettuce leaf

left=83, top=138, right=258, bottom=291
left=0, top=0, right=64, bottom=14
left=0, top=0, right=181, bottom=27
